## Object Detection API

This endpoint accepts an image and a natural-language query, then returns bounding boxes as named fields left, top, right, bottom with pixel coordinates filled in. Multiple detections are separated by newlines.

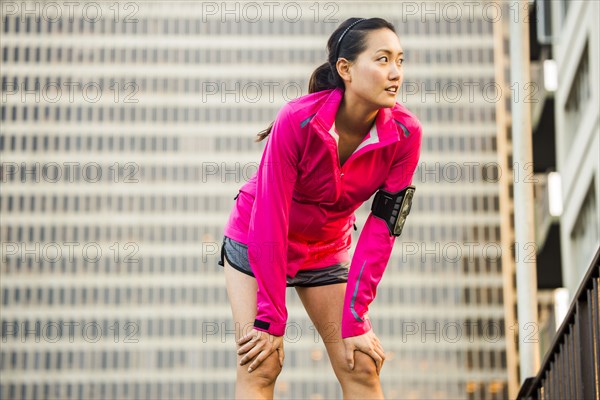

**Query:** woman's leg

left=295, top=283, right=385, bottom=399
left=223, top=260, right=283, bottom=399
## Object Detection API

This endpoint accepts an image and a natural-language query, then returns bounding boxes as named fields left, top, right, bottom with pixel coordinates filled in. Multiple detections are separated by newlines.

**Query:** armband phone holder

left=371, top=185, right=415, bottom=237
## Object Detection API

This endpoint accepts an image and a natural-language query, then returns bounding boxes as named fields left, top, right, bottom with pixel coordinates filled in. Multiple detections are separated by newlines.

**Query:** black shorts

left=218, top=236, right=349, bottom=287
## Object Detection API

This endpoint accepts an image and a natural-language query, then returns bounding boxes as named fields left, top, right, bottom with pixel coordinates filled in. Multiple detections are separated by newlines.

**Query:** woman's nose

left=389, top=63, right=401, bottom=79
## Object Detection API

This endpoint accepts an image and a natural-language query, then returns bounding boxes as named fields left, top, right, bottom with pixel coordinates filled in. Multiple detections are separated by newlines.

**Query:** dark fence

left=518, top=246, right=600, bottom=400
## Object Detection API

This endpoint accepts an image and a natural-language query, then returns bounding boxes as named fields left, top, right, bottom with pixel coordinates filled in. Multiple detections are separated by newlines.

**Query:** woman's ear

left=336, top=58, right=352, bottom=83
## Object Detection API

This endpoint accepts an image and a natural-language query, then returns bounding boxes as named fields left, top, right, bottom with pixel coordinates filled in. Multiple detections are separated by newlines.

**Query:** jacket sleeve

left=247, top=103, right=300, bottom=337
left=341, top=122, right=422, bottom=338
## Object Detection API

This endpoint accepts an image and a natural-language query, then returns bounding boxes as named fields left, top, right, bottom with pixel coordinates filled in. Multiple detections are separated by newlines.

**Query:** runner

left=218, top=17, right=423, bottom=399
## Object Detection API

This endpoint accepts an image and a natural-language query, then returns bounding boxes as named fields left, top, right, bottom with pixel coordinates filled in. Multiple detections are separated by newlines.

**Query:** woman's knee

left=237, top=349, right=282, bottom=387
left=338, top=351, right=380, bottom=384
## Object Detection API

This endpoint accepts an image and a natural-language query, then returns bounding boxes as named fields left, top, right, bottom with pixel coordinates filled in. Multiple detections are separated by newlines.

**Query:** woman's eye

left=398, top=59, right=404, bottom=65
left=379, top=56, right=388, bottom=62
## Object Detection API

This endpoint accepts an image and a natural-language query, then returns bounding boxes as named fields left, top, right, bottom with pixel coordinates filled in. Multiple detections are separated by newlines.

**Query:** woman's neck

left=335, top=92, right=378, bottom=137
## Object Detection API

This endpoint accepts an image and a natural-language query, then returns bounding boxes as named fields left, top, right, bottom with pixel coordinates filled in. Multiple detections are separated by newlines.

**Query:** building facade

left=1, top=1, right=520, bottom=399
left=549, top=0, right=600, bottom=299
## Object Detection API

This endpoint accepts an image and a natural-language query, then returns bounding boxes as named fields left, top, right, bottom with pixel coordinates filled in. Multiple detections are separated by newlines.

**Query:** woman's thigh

left=295, top=283, right=352, bottom=375
left=224, top=259, right=257, bottom=341
left=296, top=283, right=384, bottom=399
left=223, top=259, right=281, bottom=379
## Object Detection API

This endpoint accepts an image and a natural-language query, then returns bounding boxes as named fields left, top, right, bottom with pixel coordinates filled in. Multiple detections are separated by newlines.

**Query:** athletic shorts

left=217, top=236, right=349, bottom=287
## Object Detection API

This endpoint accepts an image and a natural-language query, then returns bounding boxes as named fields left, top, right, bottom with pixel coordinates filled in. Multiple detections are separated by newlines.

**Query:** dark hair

left=255, top=17, right=397, bottom=142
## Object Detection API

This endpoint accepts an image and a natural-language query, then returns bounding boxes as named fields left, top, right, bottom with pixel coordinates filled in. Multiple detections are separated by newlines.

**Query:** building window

left=570, top=179, right=598, bottom=277
left=564, top=41, right=590, bottom=151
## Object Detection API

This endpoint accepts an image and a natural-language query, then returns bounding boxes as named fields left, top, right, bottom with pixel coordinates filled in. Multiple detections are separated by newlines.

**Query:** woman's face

left=342, top=28, right=404, bottom=109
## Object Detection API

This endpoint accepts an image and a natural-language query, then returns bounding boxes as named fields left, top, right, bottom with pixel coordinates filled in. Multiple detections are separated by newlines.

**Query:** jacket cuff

left=253, top=319, right=286, bottom=337
left=341, top=317, right=372, bottom=339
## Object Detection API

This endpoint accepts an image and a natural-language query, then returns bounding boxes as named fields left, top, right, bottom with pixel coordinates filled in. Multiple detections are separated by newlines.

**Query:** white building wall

left=1, top=2, right=514, bottom=399
left=551, top=0, right=600, bottom=298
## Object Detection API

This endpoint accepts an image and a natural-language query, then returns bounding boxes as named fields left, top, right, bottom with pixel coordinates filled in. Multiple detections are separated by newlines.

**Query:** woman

left=218, top=17, right=422, bottom=399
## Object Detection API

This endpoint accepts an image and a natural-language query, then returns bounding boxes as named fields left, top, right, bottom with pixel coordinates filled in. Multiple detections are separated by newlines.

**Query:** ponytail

left=308, top=62, right=338, bottom=94
left=255, top=120, right=274, bottom=142
left=255, top=62, right=337, bottom=142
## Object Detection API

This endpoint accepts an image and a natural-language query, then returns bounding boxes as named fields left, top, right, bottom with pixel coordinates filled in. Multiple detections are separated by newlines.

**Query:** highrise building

left=547, top=0, right=599, bottom=300
left=526, top=0, right=600, bottom=387
left=1, top=2, right=521, bottom=399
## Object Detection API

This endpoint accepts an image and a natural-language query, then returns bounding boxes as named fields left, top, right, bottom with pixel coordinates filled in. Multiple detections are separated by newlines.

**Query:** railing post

left=574, top=303, right=586, bottom=399
left=592, top=278, right=600, bottom=399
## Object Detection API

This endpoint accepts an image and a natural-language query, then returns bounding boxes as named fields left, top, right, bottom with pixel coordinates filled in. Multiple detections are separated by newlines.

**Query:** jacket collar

left=310, top=87, right=400, bottom=143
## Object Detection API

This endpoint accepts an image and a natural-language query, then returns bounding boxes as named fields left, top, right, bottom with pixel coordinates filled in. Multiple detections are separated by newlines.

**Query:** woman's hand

left=342, top=323, right=386, bottom=375
left=237, top=328, right=284, bottom=373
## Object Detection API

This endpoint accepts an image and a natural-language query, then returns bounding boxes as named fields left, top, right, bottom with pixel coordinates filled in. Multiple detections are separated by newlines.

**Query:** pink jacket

left=223, top=87, right=422, bottom=338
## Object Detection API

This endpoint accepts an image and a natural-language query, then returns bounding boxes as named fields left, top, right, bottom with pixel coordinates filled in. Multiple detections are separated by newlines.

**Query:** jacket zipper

left=336, top=137, right=399, bottom=175
left=315, top=118, right=400, bottom=198
left=334, top=133, right=363, bottom=176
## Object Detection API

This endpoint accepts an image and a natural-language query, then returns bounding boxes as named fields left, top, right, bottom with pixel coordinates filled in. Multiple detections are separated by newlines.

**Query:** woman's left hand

left=342, top=318, right=386, bottom=375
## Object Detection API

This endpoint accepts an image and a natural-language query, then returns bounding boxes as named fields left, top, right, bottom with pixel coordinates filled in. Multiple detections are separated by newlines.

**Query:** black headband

left=334, top=18, right=367, bottom=61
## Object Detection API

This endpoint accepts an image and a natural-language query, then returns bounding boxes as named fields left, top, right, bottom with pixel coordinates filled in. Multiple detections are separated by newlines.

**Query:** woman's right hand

left=237, top=328, right=284, bottom=373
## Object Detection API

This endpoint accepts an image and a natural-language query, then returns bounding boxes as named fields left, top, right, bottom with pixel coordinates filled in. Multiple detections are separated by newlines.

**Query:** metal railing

left=517, top=246, right=600, bottom=400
